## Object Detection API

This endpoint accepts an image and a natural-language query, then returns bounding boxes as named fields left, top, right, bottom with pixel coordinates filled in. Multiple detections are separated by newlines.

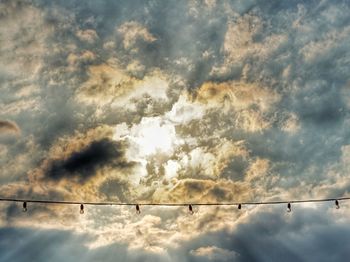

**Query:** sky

left=1, top=0, right=350, bottom=261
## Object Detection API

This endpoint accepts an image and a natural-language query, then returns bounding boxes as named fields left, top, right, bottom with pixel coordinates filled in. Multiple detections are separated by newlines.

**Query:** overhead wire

left=0, top=196, right=349, bottom=214
left=1, top=196, right=350, bottom=206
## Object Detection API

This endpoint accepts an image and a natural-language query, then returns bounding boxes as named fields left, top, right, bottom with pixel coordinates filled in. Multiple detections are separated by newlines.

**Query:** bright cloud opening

left=114, top=117, right=180, bottom=158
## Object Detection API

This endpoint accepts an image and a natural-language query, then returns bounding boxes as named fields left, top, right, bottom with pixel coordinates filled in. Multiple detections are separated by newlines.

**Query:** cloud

left=75, top=59, right=170, bottom=113
left=0, top=227, right=135, bottom=262
left=175, top=204, right=350, bottom=262
left=1, top=0, right=350, bottom=260
left=0, top=1, right=50, bottom=120
left=196, top=81, right=280, bottom=111
left=0, top=120, right=20, bottom=135
left=27, top=125, right=135, bottom=183
left=210, top=12, right=287, bottom=79
left=76, top=29, right=99, bottom=44
left=151, top=178, right=250, bottom=204
left=0, top=1, right=50, bottom=81
left=67, top=50, right=96, bottom=70
left=190, top=246, right=239, bottom=261
left=194, top=81, right=280, bottom=132
left=46, top=138, right=132, bottom=182
left=245, top=158, right=270, bottom=182
left=118, top=21, right=156, bottom=50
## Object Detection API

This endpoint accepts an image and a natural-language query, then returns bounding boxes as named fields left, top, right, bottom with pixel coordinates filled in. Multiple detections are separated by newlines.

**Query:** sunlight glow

left=114, top=117, right=179, bottom=158
left=134, top=118, right=176, bottom=156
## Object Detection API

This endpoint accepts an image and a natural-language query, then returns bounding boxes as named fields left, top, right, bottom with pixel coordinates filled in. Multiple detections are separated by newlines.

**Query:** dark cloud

left=0, top=120, right=20, bottom=134
left=0, top=227, right=166, bottom=262
left=181, top=207, right=350, bottom=262
left=46, top=138, right=134, bottom=182
left=1, top=206, right=350, bottom=262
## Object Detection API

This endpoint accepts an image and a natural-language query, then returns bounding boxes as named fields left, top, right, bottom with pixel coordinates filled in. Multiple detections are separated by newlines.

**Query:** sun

left=114, top=117, right=180, bottom=183
left=133, top=117, right=176, bottom=156
left=114, top=117, right=179, bottom=158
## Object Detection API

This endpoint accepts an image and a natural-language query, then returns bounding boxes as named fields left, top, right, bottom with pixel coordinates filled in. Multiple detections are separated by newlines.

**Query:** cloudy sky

left=1, top=0, right=350, bottom=261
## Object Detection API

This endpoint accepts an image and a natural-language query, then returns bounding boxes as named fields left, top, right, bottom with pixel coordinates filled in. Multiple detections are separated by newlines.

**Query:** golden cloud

left=118, top=21, right=156, bottom=50
left=76, top=29, right=99, bottom=44
left=75, top=59, right=170, bottom=110
left=151, top=178, right=250, bottom=204
left=196, top=81, right=280, bottom=111
left=195, top=80, right=280, bottom=132
left=245, top=158, right=270, bottom=182
left=67, top=50, right=96, bottom=70
left=222, top=14, right=287, bottom=62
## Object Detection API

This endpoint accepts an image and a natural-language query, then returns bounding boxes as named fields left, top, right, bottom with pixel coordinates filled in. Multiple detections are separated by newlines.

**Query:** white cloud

left=190, top=246, right=239, bottom=261
left=166, top=93, right=205, bottom=124
left=76, top=29, right=99, bottom=44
